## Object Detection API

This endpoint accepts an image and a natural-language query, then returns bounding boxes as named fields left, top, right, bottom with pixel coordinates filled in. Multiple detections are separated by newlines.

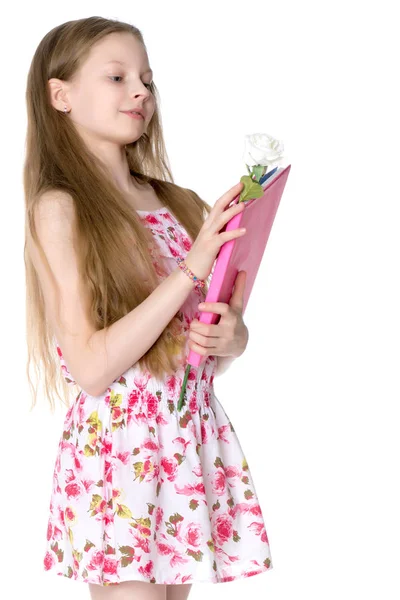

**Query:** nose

left=130, top=81, right=152, bottom=100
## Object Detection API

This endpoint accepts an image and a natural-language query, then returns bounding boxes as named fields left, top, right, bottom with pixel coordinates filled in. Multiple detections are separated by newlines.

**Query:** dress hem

left=44, top=562, right=273, bottom=586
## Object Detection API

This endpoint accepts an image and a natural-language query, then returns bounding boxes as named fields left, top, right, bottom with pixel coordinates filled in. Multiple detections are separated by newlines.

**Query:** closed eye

left=108, top=75, right=152, bottom=89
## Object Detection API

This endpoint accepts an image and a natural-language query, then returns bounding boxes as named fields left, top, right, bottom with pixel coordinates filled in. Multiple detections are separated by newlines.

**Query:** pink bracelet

left=176, top=257, right=205, bottom=289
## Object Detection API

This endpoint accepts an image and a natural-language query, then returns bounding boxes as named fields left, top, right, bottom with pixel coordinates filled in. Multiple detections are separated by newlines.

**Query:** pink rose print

left=212, top=470, right=227, bottom=495
left=44, top=551, right=56, bottom=571
left=214, top=513, right=234, bottom=545
left=181, top=235, right=192, bottom=252
left=65, top=482, right=82, bottom=500
left=116, top=451, right=130, bottom=464
left=43, top=211, right=273, bottom=585
left=183, top=522, right=202, bottom=547
left=188, top=391, right=198, bottom=413
left=157, top=541, right=174, bottom=556
left=65, top=506, right=75, bottom=522
left=87, top=550, right=104, bottom=571
left=161, top=457, right=179, bottom=481
left=144, top=214, right=160, bottom=226
left=128, top=388, right=141, bottom=406
left=138, top=560, right=154, bottom=580
left=144, top=391, right=159, bottom=420
left=103, top=557, right=118, bottom=575
left=200, top=419, right=209, bottom=443
left=155, top=506, right=164, bottom=530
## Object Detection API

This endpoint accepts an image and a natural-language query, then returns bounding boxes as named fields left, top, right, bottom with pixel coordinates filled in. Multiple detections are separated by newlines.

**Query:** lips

left=123, top=112, right=144, bottom=122
left=122, top=108, right=145, bottom=119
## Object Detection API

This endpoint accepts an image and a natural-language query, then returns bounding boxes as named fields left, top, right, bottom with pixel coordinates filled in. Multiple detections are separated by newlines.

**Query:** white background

left=0, top=0, right=399, bottom=598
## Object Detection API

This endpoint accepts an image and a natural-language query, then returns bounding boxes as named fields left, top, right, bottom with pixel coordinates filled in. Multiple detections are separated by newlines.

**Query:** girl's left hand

left=188, top=270, right=249, bottom=358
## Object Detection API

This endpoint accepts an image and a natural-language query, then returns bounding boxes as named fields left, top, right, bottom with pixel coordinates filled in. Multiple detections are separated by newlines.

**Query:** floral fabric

left=43, top=207, right=273, bottom=586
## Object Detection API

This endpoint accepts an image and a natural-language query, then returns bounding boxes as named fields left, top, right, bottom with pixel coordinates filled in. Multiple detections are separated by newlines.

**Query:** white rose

left=242, top=133, right=285, bottom=167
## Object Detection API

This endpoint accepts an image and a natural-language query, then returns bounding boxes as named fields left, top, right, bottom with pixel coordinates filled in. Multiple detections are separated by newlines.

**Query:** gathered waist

left=68, top=355, right=217, bottom=403
left=62, top=357, right=219, bottom=432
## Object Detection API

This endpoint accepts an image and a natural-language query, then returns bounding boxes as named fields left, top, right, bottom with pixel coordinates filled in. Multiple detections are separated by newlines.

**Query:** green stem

left=177, top=363, right=191, bottom=411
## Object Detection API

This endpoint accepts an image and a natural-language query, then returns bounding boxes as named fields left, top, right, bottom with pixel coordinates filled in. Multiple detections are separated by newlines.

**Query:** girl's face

left=57, top=32, right=155, bottom=147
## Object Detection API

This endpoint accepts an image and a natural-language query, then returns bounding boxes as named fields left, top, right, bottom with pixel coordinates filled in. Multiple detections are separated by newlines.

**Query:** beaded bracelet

left=176, top=257, right=205, bottom=289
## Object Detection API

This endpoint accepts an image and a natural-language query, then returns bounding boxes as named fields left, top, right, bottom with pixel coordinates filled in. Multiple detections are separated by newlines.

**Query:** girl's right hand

left=184, top=182, right=247, bottom=281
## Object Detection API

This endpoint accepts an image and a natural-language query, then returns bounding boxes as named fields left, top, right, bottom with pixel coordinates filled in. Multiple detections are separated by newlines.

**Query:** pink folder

left=187, top=163, right=291, bottom=367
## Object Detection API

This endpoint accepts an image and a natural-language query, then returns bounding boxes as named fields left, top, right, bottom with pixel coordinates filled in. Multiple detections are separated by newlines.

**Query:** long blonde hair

left=24, top=16, right=212, bottom=412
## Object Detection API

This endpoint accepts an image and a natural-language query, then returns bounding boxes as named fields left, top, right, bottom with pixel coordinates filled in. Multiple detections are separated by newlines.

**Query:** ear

left=48, top=78, right=70, bottom=112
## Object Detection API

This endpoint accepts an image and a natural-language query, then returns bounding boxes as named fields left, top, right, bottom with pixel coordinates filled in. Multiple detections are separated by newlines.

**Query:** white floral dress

left=43, top=206, right=273, bottom=586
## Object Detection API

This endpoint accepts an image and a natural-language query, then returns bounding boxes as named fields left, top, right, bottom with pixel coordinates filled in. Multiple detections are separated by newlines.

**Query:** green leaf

left=264, top=557, right=272, bottom=568
left=109, top=390, right=123, bottom=407
left=179, top=410, right=192, bottom=428
left=86, top=411, right=100, bottom=427
left=119, top=545, right=135, bottom=556
left=165, top=523, right=176, bottom=537
left=89, top=494, right=103, bottom=510
left=173, top=452, right=184, bottom=465
left=121, top=555, right=134, bottom=567
left=233, top=530, right=241, bottom=542
left=116, top=504, right=133, bottom=519
left=83, top=444, right=95, bottom=457
left=186, top=548, right=203, bottom=562
left=84, top=539, right=95, bottom=552
left=117, top=376, right=127, bottom=387
left=214, top=456, right=224, bottom=469
left=239, top=175, right=264, bottom=202
left=169, top=512, right=184, bottom=524
left=251, top=165, right=265, bottom=182
left=189, top=499, right=199, bottom=511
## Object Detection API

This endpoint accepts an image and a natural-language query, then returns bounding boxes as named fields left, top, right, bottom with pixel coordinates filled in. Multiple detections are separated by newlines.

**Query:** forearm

left=214, top=323, right=249, bottom=377
left=85, top=267, right=195, bottom=396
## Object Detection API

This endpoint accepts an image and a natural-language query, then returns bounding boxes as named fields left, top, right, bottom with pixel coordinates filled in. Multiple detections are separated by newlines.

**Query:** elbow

left=74, top=378, right=99, bottom=398
left=82, top=379, right=107, bottom=398
left=83, top=375, right=111, bottom=398
left=71, top=370, right=103, bottom=398
left=73, top=362, right=118, bottom=397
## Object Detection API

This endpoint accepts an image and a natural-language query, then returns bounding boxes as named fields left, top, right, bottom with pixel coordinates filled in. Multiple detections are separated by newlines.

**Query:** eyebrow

left=105, top=59, right=153, bottom=75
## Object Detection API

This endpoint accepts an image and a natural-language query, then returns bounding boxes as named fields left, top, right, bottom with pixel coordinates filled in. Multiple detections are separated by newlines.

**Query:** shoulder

left=33, top=188, right=76, bottom=221
left=27, top=188, right=82, bottom=278
left=30, top=188, right=78, bottom=241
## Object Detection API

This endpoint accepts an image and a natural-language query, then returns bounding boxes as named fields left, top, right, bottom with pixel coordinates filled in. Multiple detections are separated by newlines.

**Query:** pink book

left=187, top=163, right=291, bottom=368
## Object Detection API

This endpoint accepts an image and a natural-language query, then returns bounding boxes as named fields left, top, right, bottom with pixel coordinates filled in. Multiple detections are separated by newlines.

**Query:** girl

left=24, top=16, right=273, bottom=600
